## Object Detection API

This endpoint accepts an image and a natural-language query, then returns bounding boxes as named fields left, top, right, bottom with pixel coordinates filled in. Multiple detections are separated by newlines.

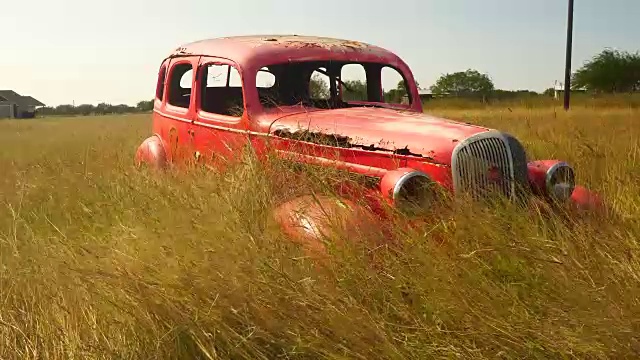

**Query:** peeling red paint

left=260, top=107, right=486, bottom=165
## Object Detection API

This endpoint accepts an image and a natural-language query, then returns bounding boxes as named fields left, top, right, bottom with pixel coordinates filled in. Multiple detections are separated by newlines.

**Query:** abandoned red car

left=136, top=35, right=605, bottom=243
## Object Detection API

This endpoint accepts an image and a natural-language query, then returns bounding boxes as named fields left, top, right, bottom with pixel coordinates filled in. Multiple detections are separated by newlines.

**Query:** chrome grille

left=452, top=132, right=521, bottom=200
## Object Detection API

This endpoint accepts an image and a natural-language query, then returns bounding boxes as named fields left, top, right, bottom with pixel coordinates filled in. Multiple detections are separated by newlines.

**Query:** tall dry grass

left=423, top=92, right=640, bottom=110
left=0, top=109, right=639, bottom=359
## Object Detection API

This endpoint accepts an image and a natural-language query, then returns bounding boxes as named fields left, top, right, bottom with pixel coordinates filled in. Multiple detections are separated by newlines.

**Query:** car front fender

left=569, top=185, right=606, bottom=213
left=272, top=194, right=389, bottom=258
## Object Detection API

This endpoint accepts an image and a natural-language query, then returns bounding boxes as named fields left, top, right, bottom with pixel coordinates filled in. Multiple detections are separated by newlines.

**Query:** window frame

left=380, top=64, right=414, bottom=106
left=309, top=67, right=331, bottom=100
left=165, top=58, right=196, bottom=114
left=251, top=59, right=416, bottom=111
left=256, top=67, right=276, bottom=89
left=196, top=57, right=246, bottom=125
left=155, top=62, right=167, bottom=102
left=339, top=63, right=369, bottom=102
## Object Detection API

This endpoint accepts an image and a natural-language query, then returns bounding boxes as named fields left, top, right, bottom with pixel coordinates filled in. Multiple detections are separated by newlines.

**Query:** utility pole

left=563, top=0, right=575, bottom=110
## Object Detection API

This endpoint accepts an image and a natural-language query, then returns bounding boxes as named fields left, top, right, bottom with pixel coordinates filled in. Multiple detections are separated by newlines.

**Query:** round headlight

left=545, top=162, right=576, bottom=202
left=380, top=168, right=439, bottom=214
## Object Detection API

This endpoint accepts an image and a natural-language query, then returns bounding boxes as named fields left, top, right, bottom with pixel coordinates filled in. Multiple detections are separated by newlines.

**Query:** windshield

left=254, top=60, right=414, bottom=110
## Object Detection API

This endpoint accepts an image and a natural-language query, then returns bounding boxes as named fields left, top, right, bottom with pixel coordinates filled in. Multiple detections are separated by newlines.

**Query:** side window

left=341, top=64, right=367, bottom=101
left=200, top=63, right=244, bottom=117
left=257, top=67, right=278, bottom=108
left=309, top=68, right=330, bottom=100
left=156, top=64, right=167, bottom=101
left=256, top=67, right=276, bottom=88
left=382, top=66, right=408, bottom=104
left=167, top=62, right=193, bottom=108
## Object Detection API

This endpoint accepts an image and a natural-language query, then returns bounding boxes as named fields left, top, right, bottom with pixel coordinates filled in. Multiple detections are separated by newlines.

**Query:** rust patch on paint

left=218, top=35, right=376, bottom=53
left=273, top=128, right=429, bottom=159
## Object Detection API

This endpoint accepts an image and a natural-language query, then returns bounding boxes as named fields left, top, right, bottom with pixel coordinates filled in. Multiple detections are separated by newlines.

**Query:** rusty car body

left=136, top=34, right=605, bottom=246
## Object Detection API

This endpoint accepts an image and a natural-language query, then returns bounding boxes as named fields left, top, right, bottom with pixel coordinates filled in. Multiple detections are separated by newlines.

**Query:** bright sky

left=1, top=0, right=637, bottom=107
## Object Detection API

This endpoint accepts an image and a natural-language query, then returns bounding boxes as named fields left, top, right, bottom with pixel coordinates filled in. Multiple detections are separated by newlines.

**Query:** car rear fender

left=135, top=134, right=168, bottom=169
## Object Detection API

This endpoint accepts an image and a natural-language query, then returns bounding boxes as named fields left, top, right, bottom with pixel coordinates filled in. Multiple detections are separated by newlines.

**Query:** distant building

left=0, top=90, right=46, bottom=118
left=402, top=88, right=438, bottom=104
left=552, top=83, right=587, bottom=100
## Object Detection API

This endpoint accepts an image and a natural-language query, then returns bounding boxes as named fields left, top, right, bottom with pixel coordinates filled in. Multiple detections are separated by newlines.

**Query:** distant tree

left=490, top=89, right=540, bottom=100
left=55, top=104, right=76, bottom=115
left=382, top=80, right=421, bottom=103
left=76, top=104, right=94, bottom=116
left=95, top=102, right=110, bottom=115
left=110, top=104, right=128, bottom=114
left=572, top=49, right=640, bottom=93
left=397, top=79, right=420, bottom=94
left=35, top=100, right=153, bottom=117
left=383, top=89, right=402, bottom=103
left=38, top=107, right=56, bottom=116
left=341, top=80, right=368, bottom=101
left=309, top=74, right=420, bottom=103
left=543, top=87, right=556, bottom=97
left=136, top=100, right=154, bottom=112
left=430, top=69, right=495, bottom=96
left=309, top=73, right=330, bottom=99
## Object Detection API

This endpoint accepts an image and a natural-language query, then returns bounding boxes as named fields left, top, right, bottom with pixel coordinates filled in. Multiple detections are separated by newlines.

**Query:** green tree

left=396, top=79, right=420, bottom=94
left=38, top=106, right=56, bottom=116
left=95, top=102, right=110, bottom=115
left=55, top=104, right=76, bottom=115
left=341, top=80, right=367, bottom=101
left=383, top=80, right=421, bottom=103
left=76, top=104, right=95, bottom=116
left=572, top=49, right=640, bottom=93
left=310, top=76, right=419, bottom=103
left=136, top=100, right=154, bottom=112
left=112, top=104, right=134, bottom=114
left=309, top=73, right=330, bottom=99
left=429, top=69, right=494, bottom=96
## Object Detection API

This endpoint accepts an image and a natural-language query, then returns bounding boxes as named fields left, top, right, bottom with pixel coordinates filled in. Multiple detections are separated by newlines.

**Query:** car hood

left=263, top=107, right=491, bottom=164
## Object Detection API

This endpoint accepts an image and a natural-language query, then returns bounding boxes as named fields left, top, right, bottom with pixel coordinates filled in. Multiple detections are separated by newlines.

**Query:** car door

left=192, top=56, right=250, bottom=165
left=155, top=56, right=199, bottom=164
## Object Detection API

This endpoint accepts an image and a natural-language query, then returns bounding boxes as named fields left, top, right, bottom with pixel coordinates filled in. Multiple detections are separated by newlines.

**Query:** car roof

left=166, top=35, right=404, bottom=69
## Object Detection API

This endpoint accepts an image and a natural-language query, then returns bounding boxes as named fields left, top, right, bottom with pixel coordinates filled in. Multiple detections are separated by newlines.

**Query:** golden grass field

left=1, top=106, right=639, bottom=359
